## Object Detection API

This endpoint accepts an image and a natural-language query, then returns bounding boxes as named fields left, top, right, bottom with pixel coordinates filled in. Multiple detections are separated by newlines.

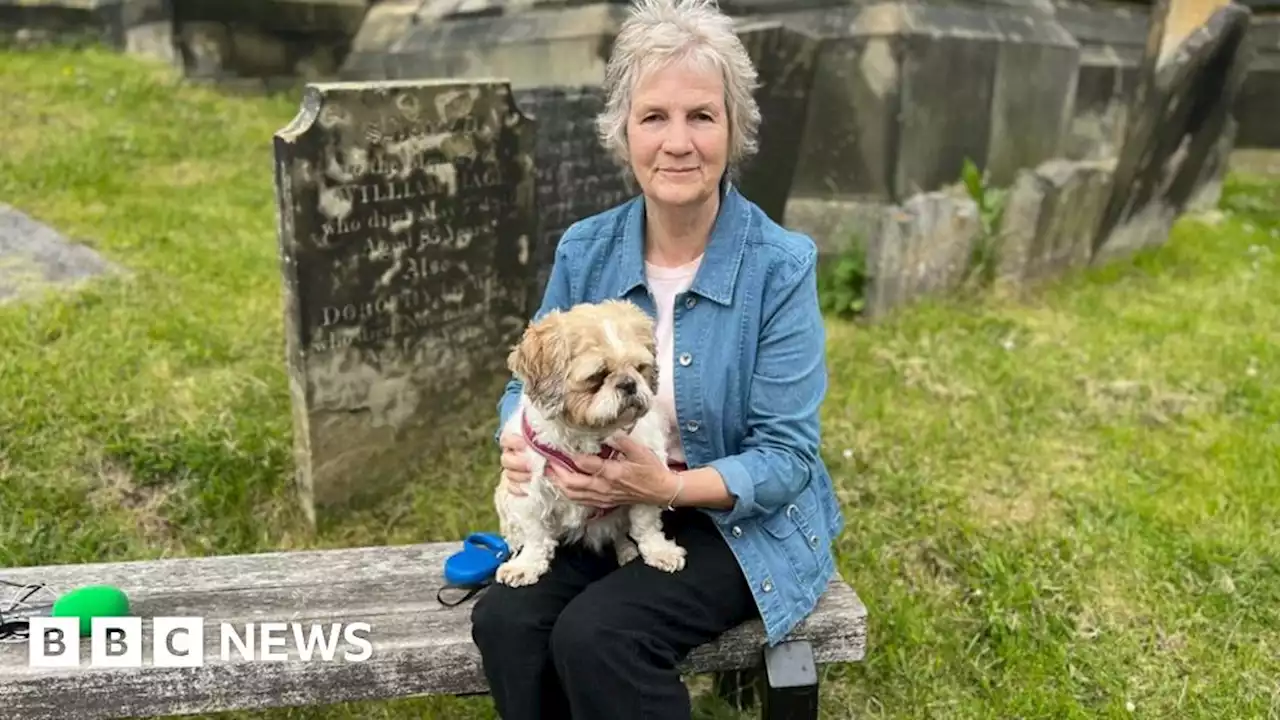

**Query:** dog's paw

left=615, top=539, right=640, bottom=566
left=495, top=560, right=547, bottom=587
left=639, top=540, right=687, bottom=573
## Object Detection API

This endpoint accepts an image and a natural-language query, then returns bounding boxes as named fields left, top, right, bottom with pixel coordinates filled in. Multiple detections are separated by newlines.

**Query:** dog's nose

left=617, top=377, right=637, bottom=395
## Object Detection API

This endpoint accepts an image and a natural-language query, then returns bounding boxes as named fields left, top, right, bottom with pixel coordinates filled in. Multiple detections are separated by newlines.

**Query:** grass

left=2, top=45, right=1278, bottom=719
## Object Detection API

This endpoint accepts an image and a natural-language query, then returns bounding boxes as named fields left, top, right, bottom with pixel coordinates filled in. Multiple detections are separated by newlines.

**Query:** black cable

left=0, top=579, right=52, bottom=642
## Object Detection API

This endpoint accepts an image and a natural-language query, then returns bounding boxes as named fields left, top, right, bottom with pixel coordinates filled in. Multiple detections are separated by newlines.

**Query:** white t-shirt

left=645, top=255, right=703, bottom=465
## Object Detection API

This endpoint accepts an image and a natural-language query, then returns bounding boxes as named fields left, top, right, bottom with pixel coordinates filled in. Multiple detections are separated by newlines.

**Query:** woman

left=471, top=0, right=844, bottom=717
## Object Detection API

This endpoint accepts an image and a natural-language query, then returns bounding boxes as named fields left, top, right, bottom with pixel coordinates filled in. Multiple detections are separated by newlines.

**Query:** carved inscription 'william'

left=274, top=80, right=537, bottom=522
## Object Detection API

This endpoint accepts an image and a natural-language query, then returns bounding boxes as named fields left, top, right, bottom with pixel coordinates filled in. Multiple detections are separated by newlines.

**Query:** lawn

left=1, top=46, right=1278, bottom=719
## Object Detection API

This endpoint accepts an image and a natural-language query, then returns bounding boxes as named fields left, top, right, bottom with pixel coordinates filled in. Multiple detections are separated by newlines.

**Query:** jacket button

left=731, top=525, right=742, bottom=537
left=678, top=352, right=692, bottom=366
left=685, top=296, right=697, bottom=309
left=809, top=535, right=820, bottom=548
left=686, top=420, right=699, bottom=432
left=762, top=579, right=773, bottom=593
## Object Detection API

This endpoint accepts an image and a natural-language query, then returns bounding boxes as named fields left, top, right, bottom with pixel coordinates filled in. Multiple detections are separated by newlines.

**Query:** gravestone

left=996, top=158, right=1116, bottom=287
left=274, top=79, right=538, bottom=525
left=864, top=190, right=980, bottom=320
left=1094, top=0, right=1253, bottom=263
left=513, top=86, right=636, bottom=300
left=734, top=19, right=819, bottom=225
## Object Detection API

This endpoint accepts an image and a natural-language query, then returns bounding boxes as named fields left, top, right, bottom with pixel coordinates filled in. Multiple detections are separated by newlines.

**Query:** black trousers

left=471, top=507, right=759, bottom=720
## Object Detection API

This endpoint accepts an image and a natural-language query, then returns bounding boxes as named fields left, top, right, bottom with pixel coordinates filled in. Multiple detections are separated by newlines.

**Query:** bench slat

left=0, top=542, right=867, bottom=719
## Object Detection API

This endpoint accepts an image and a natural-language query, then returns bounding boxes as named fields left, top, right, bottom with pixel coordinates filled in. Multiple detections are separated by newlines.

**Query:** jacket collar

left=614, top=176, right=751, bottom=306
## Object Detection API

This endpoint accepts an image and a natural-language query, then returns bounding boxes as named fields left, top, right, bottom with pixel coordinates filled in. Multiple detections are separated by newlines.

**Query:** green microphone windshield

left=51, top=585, right=130, bottom=637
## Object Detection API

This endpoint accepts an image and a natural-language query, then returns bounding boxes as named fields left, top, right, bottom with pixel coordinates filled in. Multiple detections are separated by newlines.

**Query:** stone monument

left=273, top=79, right=538, bottom=525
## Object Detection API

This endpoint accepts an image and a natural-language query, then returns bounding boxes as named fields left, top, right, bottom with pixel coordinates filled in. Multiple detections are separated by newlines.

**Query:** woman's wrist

left=654, top=467, right=734, bottom=510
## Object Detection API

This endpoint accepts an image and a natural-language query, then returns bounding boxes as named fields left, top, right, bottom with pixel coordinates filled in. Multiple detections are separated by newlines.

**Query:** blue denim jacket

left=495, top=182, right=844, bottom=646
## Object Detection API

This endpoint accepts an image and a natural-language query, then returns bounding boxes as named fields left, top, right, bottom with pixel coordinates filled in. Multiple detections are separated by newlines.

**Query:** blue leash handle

left=438, top=532, right=511, bottom=606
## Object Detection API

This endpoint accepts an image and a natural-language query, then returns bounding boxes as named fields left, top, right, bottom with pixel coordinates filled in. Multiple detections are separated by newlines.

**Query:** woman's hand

left=548, top=432, right=679, bottom=508
left=499, top=431, right=533, bottom=497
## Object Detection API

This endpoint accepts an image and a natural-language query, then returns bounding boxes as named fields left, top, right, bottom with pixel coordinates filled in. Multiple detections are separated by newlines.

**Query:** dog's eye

left=587, top=369, right=609, bottom=387
left=637, top=364, right=654, bottom=378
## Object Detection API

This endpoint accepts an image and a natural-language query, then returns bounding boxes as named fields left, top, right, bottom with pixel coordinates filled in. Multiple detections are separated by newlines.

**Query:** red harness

left=521, top=413, right=622, bottom=475
left=519, top=414, right=688, bottom=520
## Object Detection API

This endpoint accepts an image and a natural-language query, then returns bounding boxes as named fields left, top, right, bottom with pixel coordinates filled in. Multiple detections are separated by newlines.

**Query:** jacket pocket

left=760, top=494, right=823, bottom=589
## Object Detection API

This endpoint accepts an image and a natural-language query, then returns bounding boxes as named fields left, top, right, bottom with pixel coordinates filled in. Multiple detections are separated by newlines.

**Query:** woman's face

left=626, top=59, right=729, bottom=212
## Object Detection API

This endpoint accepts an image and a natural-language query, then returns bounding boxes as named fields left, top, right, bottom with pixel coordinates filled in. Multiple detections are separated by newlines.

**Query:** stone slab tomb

left=733, top=19, right=819, bottom=226
left=779, top=1, right=1080, bottom=255
left=0, top=0, right=175, bottom=64
left=0, top=204, right=123, bottom=305
left=341, top=2, right=627, bottom=87
left=274, top=79, right=538, bottom=524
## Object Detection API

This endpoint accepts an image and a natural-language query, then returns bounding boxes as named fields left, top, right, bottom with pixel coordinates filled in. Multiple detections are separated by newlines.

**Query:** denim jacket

left=495, top=182, right=845, bottom=646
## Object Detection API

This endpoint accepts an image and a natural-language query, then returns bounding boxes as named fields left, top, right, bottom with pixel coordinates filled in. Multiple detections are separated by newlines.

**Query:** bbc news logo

left=28, top=617, right=373, bottom=667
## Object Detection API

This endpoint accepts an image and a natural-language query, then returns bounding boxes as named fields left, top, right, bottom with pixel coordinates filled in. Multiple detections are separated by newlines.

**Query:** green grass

left=2, top=46, right=1279, bottom=719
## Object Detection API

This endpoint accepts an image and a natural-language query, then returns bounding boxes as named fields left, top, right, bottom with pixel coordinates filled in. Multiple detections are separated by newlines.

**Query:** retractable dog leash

left=436, top=532, right=511, bottom=607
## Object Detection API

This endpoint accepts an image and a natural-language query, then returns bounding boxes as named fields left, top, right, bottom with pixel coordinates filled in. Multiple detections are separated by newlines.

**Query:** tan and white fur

left=493, top=299, right=687, bottom=587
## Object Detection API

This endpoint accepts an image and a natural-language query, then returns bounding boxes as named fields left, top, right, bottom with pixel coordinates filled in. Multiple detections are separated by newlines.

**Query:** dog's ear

left=508, top=311, right=567, bottom=409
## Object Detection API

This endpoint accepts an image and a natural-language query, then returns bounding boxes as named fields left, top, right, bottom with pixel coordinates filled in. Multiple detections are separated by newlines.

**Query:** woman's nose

left=661, top=120, right=693, bottom=153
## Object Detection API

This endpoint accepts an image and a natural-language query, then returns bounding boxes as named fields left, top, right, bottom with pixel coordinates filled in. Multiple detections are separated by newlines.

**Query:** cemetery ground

left=1, top=46, right=1278, bottom=720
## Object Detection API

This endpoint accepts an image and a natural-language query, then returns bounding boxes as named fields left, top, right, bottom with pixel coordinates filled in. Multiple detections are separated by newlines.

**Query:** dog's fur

left=493, top=299, right=687, bottom=587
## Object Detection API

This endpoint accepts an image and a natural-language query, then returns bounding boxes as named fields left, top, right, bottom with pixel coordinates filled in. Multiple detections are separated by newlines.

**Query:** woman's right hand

left=500, top=431, right=533, bottom=496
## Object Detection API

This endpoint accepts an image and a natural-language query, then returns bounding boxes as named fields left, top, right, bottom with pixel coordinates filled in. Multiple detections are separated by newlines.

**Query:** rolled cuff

left=705, top=455, right=764, bottom=526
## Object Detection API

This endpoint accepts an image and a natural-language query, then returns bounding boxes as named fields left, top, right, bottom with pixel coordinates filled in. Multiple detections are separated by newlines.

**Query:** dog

left=492, top=299, right=687, bottom=587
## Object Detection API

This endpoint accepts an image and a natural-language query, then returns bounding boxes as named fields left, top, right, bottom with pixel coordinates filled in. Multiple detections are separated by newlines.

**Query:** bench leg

left=711, top=668, right=758, bottom=710
left=760, top=640, right=820, bottom=720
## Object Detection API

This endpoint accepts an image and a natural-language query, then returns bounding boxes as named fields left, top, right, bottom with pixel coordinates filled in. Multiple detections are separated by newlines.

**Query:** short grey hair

left=596, top=0, right=761, bottom=170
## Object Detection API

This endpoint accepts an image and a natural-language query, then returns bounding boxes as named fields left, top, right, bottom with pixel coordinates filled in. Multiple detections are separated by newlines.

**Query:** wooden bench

left=0, top=542, right=867, bottom=719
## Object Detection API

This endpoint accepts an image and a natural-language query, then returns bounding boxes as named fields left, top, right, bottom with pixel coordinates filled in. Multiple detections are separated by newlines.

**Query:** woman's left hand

left=547, top=432, right=676, bottom=509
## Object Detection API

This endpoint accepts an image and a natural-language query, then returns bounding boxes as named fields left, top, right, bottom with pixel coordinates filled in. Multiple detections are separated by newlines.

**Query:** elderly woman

left=470, top=0, right=843, bottom=716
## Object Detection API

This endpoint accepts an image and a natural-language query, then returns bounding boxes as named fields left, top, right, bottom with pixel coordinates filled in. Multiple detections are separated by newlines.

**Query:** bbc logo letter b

left=92, top=617, right=143, bottom=668
left=28, top=617, right=81, bottom=668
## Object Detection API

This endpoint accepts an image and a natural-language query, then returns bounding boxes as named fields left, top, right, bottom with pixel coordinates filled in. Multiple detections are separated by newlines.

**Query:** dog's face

left=508, top=300, right=658, bottom=433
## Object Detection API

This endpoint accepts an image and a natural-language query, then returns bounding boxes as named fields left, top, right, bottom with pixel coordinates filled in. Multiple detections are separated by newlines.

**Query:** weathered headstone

left=0, top=204, right=123, bottom=304
left=996, top=158, right=1116, bottom=287
left=1095, top=0, right=1253, bottom=263
left=274, top=79, right=538, bottom=524
left=734, top=19, right=819, bottom=225
left=864, top=190, right=980, bottom=319
left=513, top=86, right=636, bottom=301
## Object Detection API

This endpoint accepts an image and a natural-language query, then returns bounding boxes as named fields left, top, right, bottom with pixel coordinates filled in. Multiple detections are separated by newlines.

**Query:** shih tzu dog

left=492, top=299, right=687, bottom=587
